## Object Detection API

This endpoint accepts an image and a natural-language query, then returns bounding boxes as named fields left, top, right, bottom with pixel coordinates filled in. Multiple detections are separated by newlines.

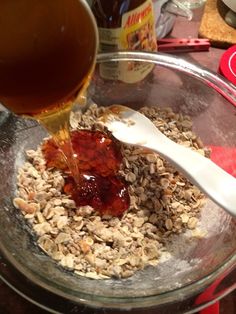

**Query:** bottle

left=91, top=0, right=157, bottom=84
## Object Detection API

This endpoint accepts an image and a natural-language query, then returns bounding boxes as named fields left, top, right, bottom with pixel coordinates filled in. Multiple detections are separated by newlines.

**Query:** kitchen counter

left=0, top=5, right=235, bottom=314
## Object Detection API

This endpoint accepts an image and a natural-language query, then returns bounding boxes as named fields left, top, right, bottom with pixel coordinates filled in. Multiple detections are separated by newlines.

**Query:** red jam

left=42, top=130, right=130, bottom=216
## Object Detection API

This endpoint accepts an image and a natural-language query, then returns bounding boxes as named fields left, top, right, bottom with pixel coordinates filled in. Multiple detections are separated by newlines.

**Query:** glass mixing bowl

left=0, top=52, right=236, bottom=314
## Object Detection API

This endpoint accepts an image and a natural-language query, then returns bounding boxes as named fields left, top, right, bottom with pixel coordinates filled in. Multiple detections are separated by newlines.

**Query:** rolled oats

left=13, top=104, right=207, bottom=279
left=165, top=219, right=173, bottom=230
left=187, top=217, right=199, bottom=229
left=55, top=232, right=71, bottom=244
left=13, top=198, right=39, bottom=214
left=180, top=213, right=190, bottom=224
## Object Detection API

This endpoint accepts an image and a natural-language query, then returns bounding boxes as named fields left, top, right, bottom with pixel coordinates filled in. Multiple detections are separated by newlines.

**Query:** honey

left=0, top=1, right=130, bottom=216
left=0, top=0, right=98, bottom=184
left=0, top=0, right=97, bottom=116
left=42, top=130, right=130, bottom=216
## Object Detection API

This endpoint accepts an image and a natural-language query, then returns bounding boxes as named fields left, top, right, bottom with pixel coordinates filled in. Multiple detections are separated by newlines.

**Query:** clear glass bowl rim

left=97, top=51, right=236, bottom=107
left=0, top=51, right=236, bottom=311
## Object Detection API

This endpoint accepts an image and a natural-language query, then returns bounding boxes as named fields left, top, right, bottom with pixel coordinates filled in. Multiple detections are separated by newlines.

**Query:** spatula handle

left=146, top=136, right=236, bottom=217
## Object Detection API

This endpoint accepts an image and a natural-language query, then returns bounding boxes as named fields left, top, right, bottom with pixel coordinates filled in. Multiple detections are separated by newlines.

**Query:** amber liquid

left=42, top=130, right=130, bottom=216
left=0, top=0, right=97, bottom=182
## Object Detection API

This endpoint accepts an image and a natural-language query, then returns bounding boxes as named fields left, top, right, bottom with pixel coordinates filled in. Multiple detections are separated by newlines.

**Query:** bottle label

left=98, top=0, right=157, bottom=83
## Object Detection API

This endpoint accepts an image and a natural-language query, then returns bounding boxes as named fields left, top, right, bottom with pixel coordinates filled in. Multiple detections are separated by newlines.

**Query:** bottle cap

left=219, top=45, right=236, bottom=85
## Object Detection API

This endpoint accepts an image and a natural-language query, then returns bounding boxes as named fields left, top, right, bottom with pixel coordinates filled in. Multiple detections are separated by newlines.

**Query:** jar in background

left=91, top=0, right=157, bottom=83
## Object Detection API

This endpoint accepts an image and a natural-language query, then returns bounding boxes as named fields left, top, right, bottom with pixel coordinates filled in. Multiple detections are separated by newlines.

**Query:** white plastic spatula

left=101, top=105, right=236, bottom=217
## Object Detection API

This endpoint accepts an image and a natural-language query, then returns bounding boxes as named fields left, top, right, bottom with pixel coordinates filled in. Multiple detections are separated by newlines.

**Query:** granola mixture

left=13, top=105, right=208, bottom=279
